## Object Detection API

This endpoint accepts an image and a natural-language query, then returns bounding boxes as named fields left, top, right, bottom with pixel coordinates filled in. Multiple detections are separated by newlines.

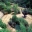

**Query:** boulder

left=0, top=11, right=4, bottom=19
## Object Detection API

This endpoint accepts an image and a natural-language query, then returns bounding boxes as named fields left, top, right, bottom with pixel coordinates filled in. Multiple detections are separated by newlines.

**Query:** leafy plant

left=12, top=15, right=20, bottom=25
left=12, top=4, right=20, bottom=14
left=8, top=15, right=20, bottom=28
left=20, top=23, right=26, bottom=32
left=0, top=2, right=6, bottom=10
left=28, top=9, right=32, bottom=16
left=5, top=2, right=11, bottom=6
left=18, top=18, right=29, bottom=27
left=0, top=29, right=11, bottom=32
left=0, top=19, right=7, bottom=29
left=27, top=24, right=32, bottom=32
left=4, top=8, right=11, bottom=14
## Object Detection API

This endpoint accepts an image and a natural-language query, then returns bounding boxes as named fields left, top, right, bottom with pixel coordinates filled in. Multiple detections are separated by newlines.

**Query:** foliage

left=4, top=8, right=11, bottom=14
left=10, top=0, right=14, bottom=3
left=12, top=15, right=20, bottom=24
left=12, top=4, right=20, bottom=14
left=28, top=9, right=32, bottom=15
left=0, top=2, right=6, bottom=10
left=8, top=15, right=20, bottom=28
left=16, top=23, right=27, bottom=32
left=0, top=0, right=11, bottom=13
left=27, top=24, right=32, bottom=32
left=0, top=29, right=11, bottom=32
left=9, top=0, right=32, bottom=9
left=12, top=15, right=18, bottom=22
left=0, top=19, right=7, bottom=29
left=20, top=23, right=26, bottom=32
left=5, top=2, right=11, bottom=6
left=29, top=24, right=32, bottom=29
left=18, top=18, right=29, bottom=27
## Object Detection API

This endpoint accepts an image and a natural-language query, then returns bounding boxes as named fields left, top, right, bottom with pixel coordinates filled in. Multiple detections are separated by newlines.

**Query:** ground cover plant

left=0, top=29, right=11, bottom=32
left=0, top=19, right=7, bottom=29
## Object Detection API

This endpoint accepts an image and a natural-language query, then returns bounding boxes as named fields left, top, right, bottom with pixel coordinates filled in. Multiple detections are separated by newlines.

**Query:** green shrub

left=28, top=11, right=32, bottom=16
left=12, top=15, right=20, bottom=25
left=18, top=18, right=29, bottom=27
left=4, top=6, right=11, bottom=14
left=0, top=2, right=6, bottom=10
left=27, top=24, right=32, bottom=32
left=16, top=18, right=29, bottom=32
left=16, top=23, right=26, bottom=32
left=10, top=0, right=14, bottom=3
left=29, top=24, right=32, bottom=29
left=8, top=15, right=20, bottom=28
left=28, top=8, right=32, bottom=15
left=27, top=27, right=32, bottom=32
left=20, top=23, right=26, bottom=32
left=12, top=4, right=20, bottom=14
left=5, top=2, right=11, bottom=6
left=12, top=16, right=28, bottom=27
left=0, top=19, right=7, bottom=29
left=16, top=30, right=20, bottom=32
left=0, top=29, right=11, bottom=32
left=12, top=15, right=18, bottom=22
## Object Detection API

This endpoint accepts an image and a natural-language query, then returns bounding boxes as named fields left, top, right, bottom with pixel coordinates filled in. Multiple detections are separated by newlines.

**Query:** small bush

left=29, top=24, right=32, bottom=29
left=8, top=15, right=20, bottom=28
left=0, top=29, right=11, bottom=32
left=20, top=23, right=26, bottom=32
left=5, top=2, right=11, bottom=6
left=0, top=2, right=6, bottom=10
left=18, top=18, right=29, bottom=27
left=4, top=7, right=11, bottom=14
left=16, top=18, right=29, bottom=32
left=28, top=9, right=32, bottom=15
left=12, top=15, right=18, bottom=22
left=0, top=19, right=7, bottom=29
left=12, top=4, right=20, bottom=14
left=27, top=24, right=32, bottom=32
left=16, top=23, right=26, bottom=32
left=12, top=15, right=20, bottom=25
left=9, top=15, right=28, bottom=28
left=16, top=30, right=21, bottom=32
left=28, top=11, right=32, bottom=15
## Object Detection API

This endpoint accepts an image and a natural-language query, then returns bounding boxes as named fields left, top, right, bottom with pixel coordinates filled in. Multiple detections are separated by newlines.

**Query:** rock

left=0, top=11, right=4, bottom=19
left=0, top=27, right=2, bottom=29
